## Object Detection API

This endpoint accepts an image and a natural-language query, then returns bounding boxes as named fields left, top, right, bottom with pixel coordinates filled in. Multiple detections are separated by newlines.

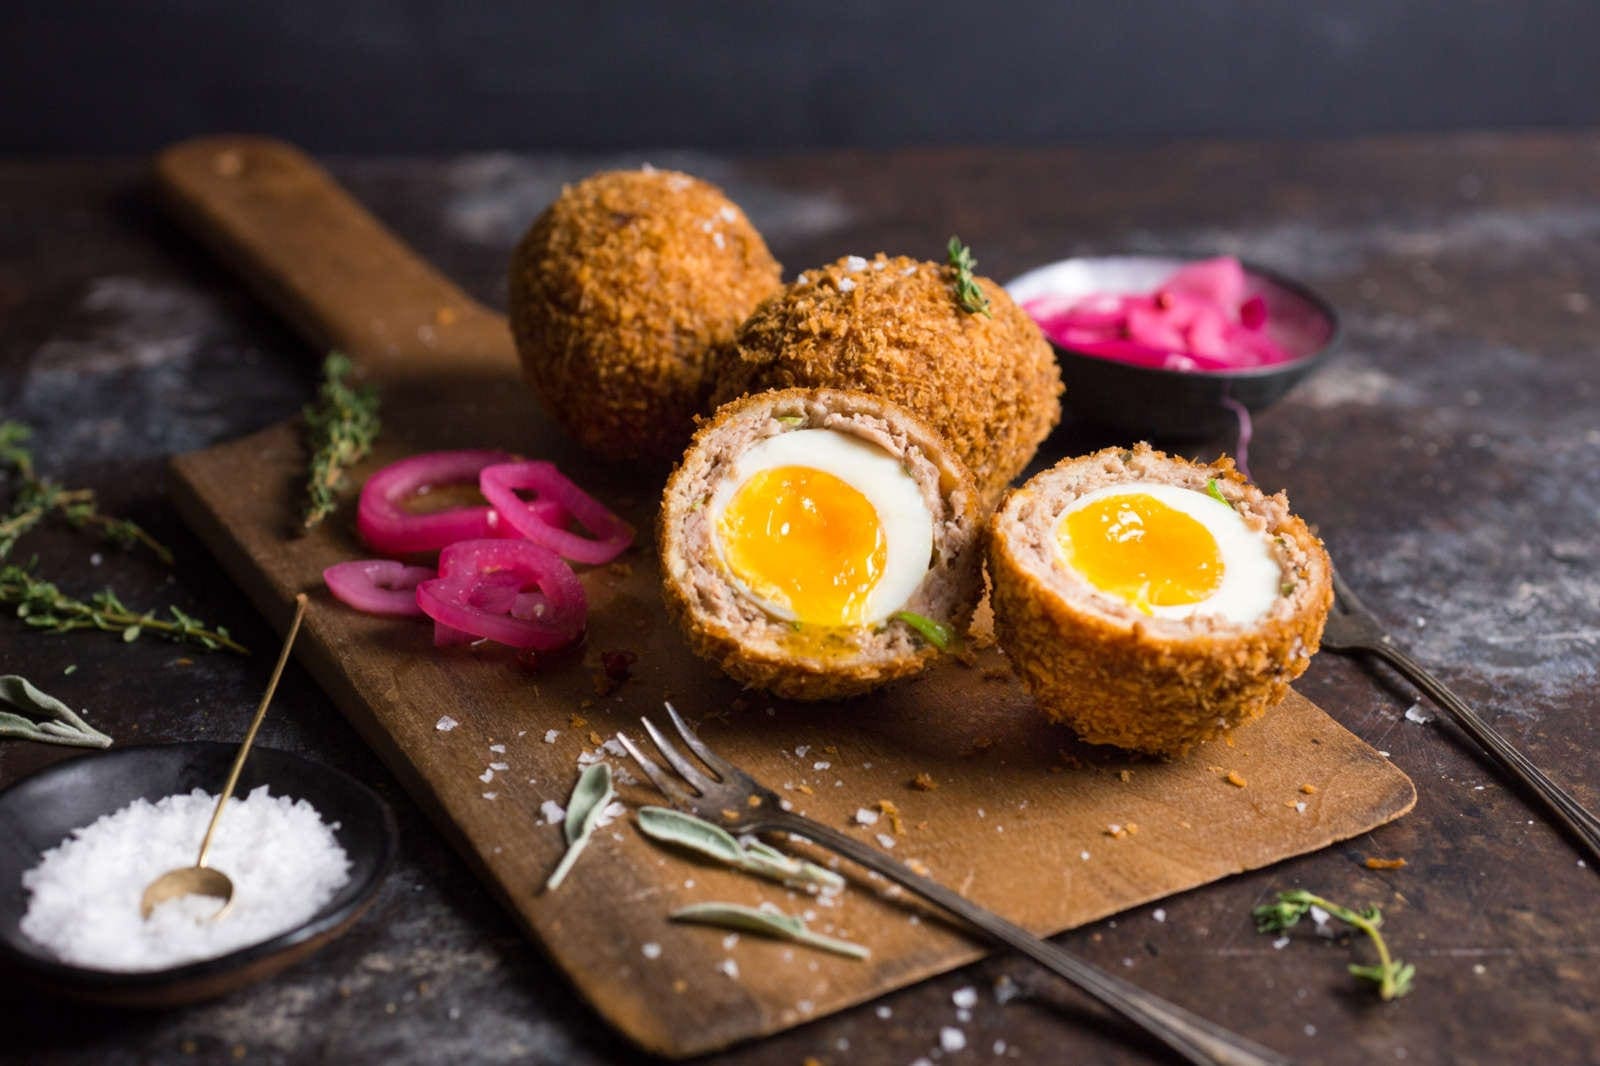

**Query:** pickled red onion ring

left=479, top=462, right=634, bottom=566
left=323, top=559, right=433, bottom=617
left=358, top=449, right=573, bottom=555
left=417, top=539, right=586, bottom=649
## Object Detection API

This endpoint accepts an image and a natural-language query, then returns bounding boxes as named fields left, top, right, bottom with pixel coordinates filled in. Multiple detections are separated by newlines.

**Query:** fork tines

left=616, top=703, right=740, bottom=804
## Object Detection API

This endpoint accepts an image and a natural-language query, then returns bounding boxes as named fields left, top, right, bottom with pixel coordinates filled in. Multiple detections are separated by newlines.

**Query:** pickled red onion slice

left=417, top=539, right=586, bottom=650
left=479, top=462, right=634, bottom=566
left=1022, top=257, right=1295, bottom=372
left=323, top=559, right=433, bottom=617
left=358, top=449, right=519, bottom=554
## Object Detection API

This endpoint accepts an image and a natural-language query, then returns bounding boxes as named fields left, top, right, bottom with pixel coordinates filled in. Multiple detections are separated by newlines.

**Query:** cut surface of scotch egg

left=1054, top=481, right=1278, bottom=624
left=708, top=429, right=934, bottom=627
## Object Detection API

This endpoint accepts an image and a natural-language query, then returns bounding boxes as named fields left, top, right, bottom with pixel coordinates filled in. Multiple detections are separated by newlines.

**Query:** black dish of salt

left=0, top=741, right=396, bottom=1007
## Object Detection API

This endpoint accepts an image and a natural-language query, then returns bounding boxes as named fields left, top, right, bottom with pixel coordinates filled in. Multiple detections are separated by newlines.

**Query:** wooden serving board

left=158, top=137, right=1416, bottom=1058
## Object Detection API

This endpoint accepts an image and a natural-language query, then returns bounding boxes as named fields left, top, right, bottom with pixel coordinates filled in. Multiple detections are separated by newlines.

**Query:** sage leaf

left=638, top=806, right=746, bottom=865
left=671, top=902, right=869, bottom=960
left=0, top=674, right=112, bottom=749
left=1206, top=479, right=1232, bottom=509
left=545, top=762, right=614, bottom=891
left=636, top=806, right=844, bottom=891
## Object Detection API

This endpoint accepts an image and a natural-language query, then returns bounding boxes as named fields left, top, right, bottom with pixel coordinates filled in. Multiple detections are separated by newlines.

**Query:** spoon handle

left=195, top=593, right=309, bottom=869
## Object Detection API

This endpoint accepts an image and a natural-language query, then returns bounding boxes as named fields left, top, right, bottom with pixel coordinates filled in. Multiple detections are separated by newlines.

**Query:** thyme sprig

left=300, top=352, right=380, bottom=531
left=1254, top=889, right=1415, bottom=1001
left=0, top=422, right=172, bottom=564
left=946, top=236, right=992, bottom=317
left=0, top=564, right=247, bottom=654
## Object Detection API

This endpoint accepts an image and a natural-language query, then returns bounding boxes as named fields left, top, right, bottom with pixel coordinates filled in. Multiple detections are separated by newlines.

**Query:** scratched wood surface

left=157, top=136, right=1415, bottom=1057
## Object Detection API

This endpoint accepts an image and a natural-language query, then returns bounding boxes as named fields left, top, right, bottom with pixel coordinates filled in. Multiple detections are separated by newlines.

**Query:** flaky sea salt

left=20, top=787, right=350, bottom=972
left=940, top=1027, right=967, bottom=1052
left=952, top=986, right=978, bottom=1009
left=435, top=716, right=458, bottom=732
left=540, top=800, right=566, bottom=824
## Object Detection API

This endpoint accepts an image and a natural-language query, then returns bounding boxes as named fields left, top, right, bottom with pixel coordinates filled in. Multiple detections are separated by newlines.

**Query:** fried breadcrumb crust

left=509, top=169, right=782, bottom=461
left=988, top=444, right=1333, bottom=756
left=712, top=254, right=1062, bottom=505
left=659, top=388, right=984, bottom=700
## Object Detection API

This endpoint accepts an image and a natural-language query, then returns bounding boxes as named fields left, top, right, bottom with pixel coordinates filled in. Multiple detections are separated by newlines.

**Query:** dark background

left=4, top=0, right=1599, bottom=154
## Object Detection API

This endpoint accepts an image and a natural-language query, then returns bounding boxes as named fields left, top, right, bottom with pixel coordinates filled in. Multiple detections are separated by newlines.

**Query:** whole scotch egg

left=988, top=443, right=1332, bottom=755
left=659, top=388, right=985, bottom=700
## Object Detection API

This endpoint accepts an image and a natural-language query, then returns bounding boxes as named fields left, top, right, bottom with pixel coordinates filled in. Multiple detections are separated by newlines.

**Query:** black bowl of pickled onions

left=1007, top=255, right=1338, bottom=439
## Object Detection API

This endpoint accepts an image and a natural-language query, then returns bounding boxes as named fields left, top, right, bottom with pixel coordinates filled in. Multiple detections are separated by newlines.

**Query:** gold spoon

left=140, top=593, right=309, bottom=921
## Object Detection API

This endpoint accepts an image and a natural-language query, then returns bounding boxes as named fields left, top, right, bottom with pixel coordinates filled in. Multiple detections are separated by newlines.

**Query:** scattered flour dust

left=20, top=787, right=350, bottom=972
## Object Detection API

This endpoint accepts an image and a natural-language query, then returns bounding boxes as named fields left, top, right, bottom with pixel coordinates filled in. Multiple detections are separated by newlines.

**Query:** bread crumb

left=1118, top=769, right=1133, bottom=783
left=1364, top=856, right=1408, bottom=870
left=910, top=772, right=938, bottom=791
left=906, top=858, right=930, bottom=876
left=1224, top=770, right=1248, bottom=788
left=1300, top=783, right=1318, bottom=794
left=795, top=784, right=814, bottom=795
left=569, top=714, right=588, bottom=728
left=878, top=799, right=905, bottom=835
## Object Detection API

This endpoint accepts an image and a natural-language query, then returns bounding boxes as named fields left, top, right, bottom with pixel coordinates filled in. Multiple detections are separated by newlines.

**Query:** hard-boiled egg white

left=709, top=428, right=934, bottom=627
left=1054, top=481, right=1278, bottom=624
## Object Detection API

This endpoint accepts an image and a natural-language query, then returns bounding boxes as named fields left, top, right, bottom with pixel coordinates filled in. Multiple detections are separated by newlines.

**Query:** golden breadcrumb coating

left=713, top=254, right=1062, bottom=505
left=509, top=169, right=781, bottom=461
left=987, top=443, right=1332, bottom=756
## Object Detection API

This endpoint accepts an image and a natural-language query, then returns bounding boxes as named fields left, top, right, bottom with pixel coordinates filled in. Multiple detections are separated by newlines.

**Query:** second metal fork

left=1322, top=566, right=1600, bottom=866
left=619, top=705, right=1291, bottom=1066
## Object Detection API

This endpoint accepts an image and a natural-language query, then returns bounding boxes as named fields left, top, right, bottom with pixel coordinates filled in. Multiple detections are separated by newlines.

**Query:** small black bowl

left=0, top=742, right=396, bottom=1007
left=1006, top=255, right=1339, bottom=439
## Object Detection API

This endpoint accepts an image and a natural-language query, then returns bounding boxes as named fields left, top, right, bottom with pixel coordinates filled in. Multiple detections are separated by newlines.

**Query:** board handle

left=156, top=135, right=517, bottom=383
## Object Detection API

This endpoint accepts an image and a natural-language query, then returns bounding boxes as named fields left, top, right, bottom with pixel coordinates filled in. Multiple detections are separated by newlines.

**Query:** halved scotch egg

left=988, top=443, right=1332, bottom=756
left=659, top=388, right=984, bottom=700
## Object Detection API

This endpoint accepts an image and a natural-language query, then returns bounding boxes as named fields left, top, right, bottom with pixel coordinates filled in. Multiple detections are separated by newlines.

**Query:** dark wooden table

left=2, top=132, right=1596, bottom=1065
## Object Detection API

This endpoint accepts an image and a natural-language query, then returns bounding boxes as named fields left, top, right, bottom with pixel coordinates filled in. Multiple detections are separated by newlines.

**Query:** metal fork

left=618, top=705, right=1292, bottom=1066
left=1322, top=566, right=1600, bottom=866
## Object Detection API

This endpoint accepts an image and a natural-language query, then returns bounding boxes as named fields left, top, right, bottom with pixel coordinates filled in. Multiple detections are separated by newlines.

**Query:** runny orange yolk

left=1058, top=493, right=1224, bottom=613
left=718, top=466, right=885, bottom=626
